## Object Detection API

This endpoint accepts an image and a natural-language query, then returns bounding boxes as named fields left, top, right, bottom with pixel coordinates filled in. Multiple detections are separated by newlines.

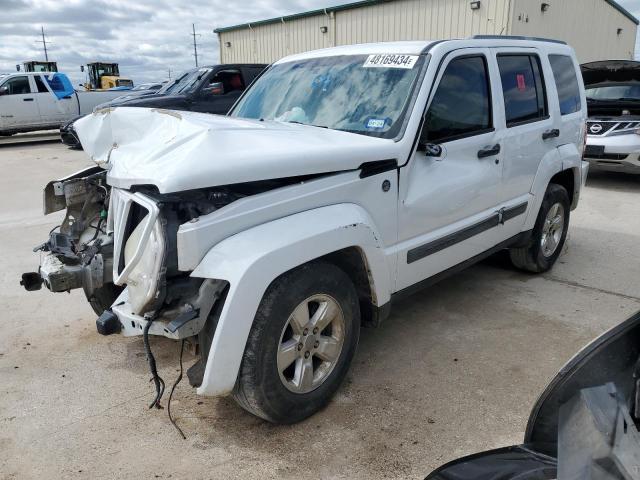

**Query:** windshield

left=157, top=68, right=211, bottom=95
left=231, top=54, right=425, bottom=138
left=586, top=84, right=640, bottom=101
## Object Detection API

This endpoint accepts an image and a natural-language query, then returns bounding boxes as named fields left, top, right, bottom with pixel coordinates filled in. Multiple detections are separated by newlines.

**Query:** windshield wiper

left=288, top=121, right=328, bottom=129
left=615, top=97, right=640, bottom=102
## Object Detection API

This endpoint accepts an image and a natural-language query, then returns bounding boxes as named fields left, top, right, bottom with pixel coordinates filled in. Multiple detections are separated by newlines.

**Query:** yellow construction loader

left=83, top=62, right=134, bottom=90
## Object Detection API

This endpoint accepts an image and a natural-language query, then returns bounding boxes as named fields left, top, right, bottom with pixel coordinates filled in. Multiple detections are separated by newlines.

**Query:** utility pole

left=36, top=26, right=50, bottom=61
left=191, top=24, right=200, bottom=67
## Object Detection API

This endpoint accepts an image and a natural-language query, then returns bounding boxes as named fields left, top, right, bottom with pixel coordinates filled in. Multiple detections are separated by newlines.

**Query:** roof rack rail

left=471, top=35, right=567, bottom=45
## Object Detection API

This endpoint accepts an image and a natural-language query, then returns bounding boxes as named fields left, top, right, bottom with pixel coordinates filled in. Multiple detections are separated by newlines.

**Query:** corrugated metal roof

left=213, top=0, right=639, bottom=33
left=214, top=0, right=393, bottom=33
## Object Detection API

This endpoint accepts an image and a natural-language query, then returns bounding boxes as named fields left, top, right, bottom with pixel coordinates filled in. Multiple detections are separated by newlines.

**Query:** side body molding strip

left=407, top=202, right=528, bottom=264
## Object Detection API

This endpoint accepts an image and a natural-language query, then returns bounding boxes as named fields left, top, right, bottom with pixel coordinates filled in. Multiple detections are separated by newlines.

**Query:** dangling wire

left=143, top=317, right=165, bottom=409
left=168, top=339, right=187, bottom=439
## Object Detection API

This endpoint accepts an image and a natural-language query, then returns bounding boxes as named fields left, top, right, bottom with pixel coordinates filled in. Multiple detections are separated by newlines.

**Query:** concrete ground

left=1, top=141, right=639, bottom=480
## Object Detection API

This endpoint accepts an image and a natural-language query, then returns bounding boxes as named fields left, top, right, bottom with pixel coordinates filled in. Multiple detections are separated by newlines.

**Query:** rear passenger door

left=547, top=54, right=584, bottom=148
left=32, top=75, right=63, bottom=125
left=493, top=49, right=556, bottom=205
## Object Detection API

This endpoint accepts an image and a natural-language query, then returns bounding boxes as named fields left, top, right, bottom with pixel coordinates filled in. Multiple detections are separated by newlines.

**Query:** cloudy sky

left=2, top=0, right=639, bottom=85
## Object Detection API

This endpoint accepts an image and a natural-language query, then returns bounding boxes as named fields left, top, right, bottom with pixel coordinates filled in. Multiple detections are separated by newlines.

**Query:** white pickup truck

left=0, top=72, right=125, bottom=136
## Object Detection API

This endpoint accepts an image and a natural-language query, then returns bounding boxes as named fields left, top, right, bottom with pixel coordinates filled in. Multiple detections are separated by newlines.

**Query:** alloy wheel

left=277, top=294, right=345, bottom=394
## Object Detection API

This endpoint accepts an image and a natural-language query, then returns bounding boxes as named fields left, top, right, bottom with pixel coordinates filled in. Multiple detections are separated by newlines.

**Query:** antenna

left=36, top=26, right=51, bottom=61
left=191, top=24, right=201, bottom=67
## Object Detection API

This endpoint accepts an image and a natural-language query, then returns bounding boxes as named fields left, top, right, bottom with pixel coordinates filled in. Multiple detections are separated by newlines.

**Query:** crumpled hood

left=74, top=107, right=396, bottom=193
left=581, top=60, right=640, bottom=86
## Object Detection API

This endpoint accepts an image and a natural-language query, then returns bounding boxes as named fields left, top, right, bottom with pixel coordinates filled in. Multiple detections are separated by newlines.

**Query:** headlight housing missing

left=123, top=214, right=165, bottom=314
left=110, top=188, right=166, bottom=315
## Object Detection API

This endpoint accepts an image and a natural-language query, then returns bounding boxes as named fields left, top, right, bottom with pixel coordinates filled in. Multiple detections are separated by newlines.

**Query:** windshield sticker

left=365, top=117, right=390, bottom=130
left=363, top=54, right=419, bottom=69
left=517, top=74, right=526, bottom=91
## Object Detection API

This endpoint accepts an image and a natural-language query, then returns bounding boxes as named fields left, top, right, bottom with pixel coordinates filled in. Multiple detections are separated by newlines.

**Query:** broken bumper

left=106, top=279, right=224, bottom=340
left=21, top=247, right=113, bottom=294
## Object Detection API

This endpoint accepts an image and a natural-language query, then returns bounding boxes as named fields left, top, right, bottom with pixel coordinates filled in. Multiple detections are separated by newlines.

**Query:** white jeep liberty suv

left=22, top=36, right=588, bottom=423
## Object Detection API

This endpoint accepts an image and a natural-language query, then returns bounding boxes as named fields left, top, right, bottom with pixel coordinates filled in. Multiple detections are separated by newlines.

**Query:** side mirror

left=0, top=86, right=8, bottom=96
left=417, top=141, right=443, bottom=158
left=203, top=82, right=224, bottom=96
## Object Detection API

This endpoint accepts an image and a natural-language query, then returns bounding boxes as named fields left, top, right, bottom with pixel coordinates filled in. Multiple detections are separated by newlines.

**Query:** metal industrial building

left=215, top=0, right=638, bottom=64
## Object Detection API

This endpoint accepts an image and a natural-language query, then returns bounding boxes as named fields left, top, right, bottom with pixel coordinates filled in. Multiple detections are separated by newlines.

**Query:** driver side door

left=0, top=76, right=41, bottom=127
left=396, top=49, right=506, bottom=291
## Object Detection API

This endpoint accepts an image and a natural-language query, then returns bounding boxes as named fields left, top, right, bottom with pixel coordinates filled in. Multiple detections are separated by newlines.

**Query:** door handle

left=23, top=98, right=34, bottom=102
left=477, top=144, right=501, bottom=159
left=542, top=129, right=560, bottom=140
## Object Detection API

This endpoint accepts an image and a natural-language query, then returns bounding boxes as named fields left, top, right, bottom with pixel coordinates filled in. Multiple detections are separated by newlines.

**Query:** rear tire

left=509, top=183, right=570, bottom=273
left=233, top=261, right=360, bottom=423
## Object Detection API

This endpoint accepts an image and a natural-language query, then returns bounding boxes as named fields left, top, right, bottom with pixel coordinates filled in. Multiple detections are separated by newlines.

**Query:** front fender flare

left=190, top=203, right=391, bottom=397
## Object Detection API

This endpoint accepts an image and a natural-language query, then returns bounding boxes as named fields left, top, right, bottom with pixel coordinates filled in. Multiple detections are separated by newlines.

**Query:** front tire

left=233, top=261, right=360, bottom=423
left=509, top=183, right=570, bottom=273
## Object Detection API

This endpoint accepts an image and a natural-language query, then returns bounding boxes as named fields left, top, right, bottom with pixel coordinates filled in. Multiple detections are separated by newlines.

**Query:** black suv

left=61, top=63, right=268, bottom=148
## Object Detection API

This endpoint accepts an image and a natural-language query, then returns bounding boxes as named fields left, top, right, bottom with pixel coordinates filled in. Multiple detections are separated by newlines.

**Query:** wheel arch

left=549, top=167, right=578, bottom=210
left=318, top=246, right=387, bottom=328
left=190, top=203, right=392, bottom=397
left=525, top=144, right=581, bottom=231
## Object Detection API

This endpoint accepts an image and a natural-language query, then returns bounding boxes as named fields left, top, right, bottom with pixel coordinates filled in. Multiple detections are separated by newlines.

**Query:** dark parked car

left=61, top=63, right=267, bottom=148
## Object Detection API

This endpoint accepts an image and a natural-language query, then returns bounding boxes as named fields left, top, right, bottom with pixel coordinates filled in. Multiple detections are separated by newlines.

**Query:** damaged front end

left=22, top=166, right=241, bottom=343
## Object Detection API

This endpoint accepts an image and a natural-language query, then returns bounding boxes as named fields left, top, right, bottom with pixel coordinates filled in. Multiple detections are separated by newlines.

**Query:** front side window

left=498, top=54, right=548, bottom=126
left=231, top=54, right=426, bottom=138
left=2, top=76, right=31, bottom=95
left=549, top=55, right=581, bottom=115
left=207, top=70, right=244, bottom=94
left=423, top=55, right=492, bottom=143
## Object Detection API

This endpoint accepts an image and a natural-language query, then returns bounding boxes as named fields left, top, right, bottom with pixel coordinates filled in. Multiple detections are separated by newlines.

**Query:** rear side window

left=549, top=55, right=581, bottom=115
left=497, top=54, right=548, bottom=127
left=423, top=55, right=492, bottom=143
left=34, top=76, right=49, bottom=93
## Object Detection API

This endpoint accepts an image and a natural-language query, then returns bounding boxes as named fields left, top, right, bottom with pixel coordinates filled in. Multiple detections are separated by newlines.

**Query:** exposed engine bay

left=20, top=166, right=307, bottom=316
left=20, top=166, right=119, bottom=313
left=23, top=166, right=247, bottom=314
